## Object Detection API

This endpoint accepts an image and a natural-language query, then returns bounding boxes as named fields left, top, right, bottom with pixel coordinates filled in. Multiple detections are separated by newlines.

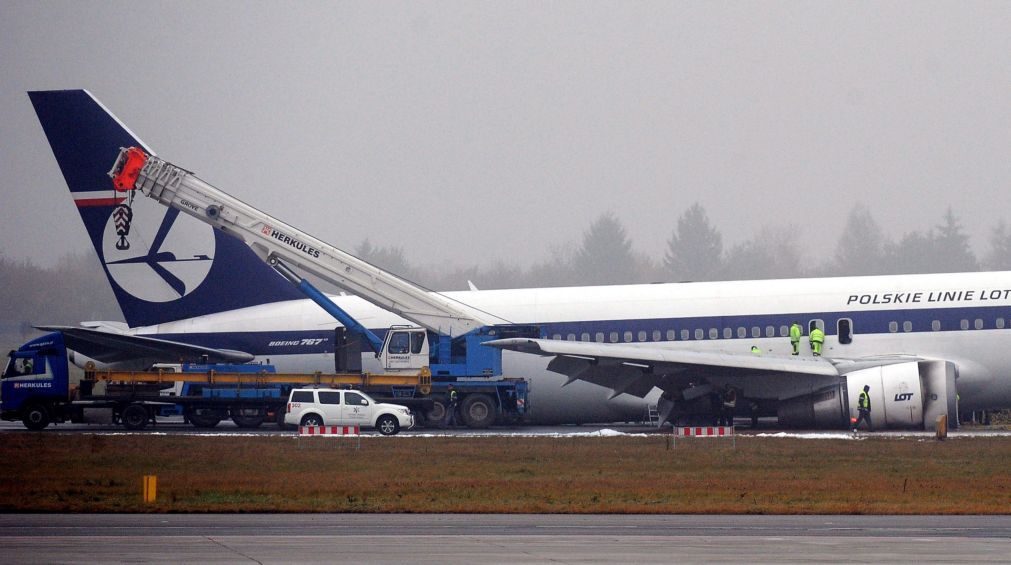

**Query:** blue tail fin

left=29, top=90, right=303, bottom=327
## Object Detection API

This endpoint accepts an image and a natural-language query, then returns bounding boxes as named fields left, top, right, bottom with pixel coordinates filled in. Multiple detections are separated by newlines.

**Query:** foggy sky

left=2, top=2, right=1009, bottom=273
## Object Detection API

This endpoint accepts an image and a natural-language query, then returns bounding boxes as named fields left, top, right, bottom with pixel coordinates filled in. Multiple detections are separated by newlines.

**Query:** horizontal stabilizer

left=37, top=325, right=254, bottom=365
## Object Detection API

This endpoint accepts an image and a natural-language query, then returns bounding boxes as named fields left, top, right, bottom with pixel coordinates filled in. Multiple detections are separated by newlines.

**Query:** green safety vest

left=790, top=324, right=802, bottom=341
left=810, top=328, right=825, bottom=343
left=859, top=391, right=870, bottom=411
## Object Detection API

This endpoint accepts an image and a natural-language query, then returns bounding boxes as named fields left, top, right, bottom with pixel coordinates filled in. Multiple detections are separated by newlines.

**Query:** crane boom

left=109, top=147, right=502, bottom=336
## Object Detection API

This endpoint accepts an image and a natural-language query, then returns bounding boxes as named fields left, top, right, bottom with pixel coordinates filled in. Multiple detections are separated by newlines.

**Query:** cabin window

left=695, top=329, right=704, bottom=340
left=610, top=332, right=619, bottom=343
left=595, top=332, right=605, bottom=343
left=552, top=333, right=562, bottom=340
left=737, top=327, right=747, bottom=338
left=975, top=319, right=984, bottom=330
left=932, top=320, right=941, bottom=331
left=411, top=332, right=426, bottom=354
left=681, top=329, right=690, bottom=340
left=902, top=321, right=912, bottom=333
left=751, top=326, right=760, bottom=338
left=653, top=330, right=662, bottom=341
left=997, top=318, right=1006, bottom=329
left=888, top=321, right=898, bottom=333
left=723, top=328, right=733, bottom=339
left=5, top=355, right=38, bottom=377
left=838, top=318, right=853, bottom=344
left=581, top=332, right=590, bottom=341
left=765, top=326, right=775, bottom=337
left=809, top=319, right=824, bottom=332
left=960, top=319, right=969, bottom=330
left=388, top=332, right=410, bottom=354
left=709, top=328, right=718, bottom=339
left=667, top=330, right=676, bottom=341
left=567, top=334, right=576, bottom=341
left=623, top=331, right=633, bottom=343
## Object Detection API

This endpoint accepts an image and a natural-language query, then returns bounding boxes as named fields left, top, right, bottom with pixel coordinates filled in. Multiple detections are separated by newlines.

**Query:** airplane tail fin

left=29, top=90, right=303, bottom=328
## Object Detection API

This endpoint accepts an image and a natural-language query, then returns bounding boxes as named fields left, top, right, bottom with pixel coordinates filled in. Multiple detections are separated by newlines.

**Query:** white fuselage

left=124, top=270, right=1011, bottom=423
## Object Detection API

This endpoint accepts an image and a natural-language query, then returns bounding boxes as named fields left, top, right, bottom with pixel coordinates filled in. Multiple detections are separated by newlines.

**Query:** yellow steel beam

left=87, top=366, right=431, bottom=394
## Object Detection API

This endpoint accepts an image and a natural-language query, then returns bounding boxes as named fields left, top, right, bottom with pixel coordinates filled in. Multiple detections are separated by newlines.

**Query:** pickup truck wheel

left=461, top=394, right=496, bottom=429
left=300, top=414, right=324, bottom=427
left=377, top=414, right=400, bottom=436
left=121, top=404, right=149, bottom=430
left=188, top=409, right=222, bottom=428
left=22, top=404, right=50, bottom=431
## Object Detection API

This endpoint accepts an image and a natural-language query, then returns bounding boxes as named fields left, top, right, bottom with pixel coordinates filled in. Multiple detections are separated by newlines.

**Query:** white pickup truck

left=284, top=388, right=414, bottom=435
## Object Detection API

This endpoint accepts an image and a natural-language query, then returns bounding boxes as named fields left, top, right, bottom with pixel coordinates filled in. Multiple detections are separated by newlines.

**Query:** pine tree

left=663, top=203, right=724, bottom=281
left=571, top=212, right=637, bottom=285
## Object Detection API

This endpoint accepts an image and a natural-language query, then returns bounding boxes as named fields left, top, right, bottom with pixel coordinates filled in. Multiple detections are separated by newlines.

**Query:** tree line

left=360, top=203, right=1011, bottom=291
left=3, top=203, right=1011, bottom=351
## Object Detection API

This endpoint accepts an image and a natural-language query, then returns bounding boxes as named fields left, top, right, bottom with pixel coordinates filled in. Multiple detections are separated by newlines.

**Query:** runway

left=2, top=514, right=1009, bottom=563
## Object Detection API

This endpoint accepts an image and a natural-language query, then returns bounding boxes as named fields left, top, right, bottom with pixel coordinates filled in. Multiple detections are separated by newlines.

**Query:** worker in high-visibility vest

left=789, top=322, right=802, bottom=355
left=444, top=385, right=459, bottom=427
left=853, top=385, right=872, bottom=432
left=809, top=325, right=825, bottom=356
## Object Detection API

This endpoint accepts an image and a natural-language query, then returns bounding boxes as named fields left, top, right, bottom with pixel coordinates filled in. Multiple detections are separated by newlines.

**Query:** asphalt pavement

left=2, top=514, right=1009, bottom=563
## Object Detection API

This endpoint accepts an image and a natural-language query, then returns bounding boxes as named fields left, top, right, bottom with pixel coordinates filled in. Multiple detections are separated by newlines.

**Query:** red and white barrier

left=299, top=425, right=360, bottom=436
left=675, top=426, right=734, bottom=438
left=672, top=426, right=735, bottom=448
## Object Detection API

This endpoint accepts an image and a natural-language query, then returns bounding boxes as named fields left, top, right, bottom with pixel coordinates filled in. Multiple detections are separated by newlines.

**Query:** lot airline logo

left=261, top=225, right=321, bottom=258
left=103, top=202, right=214, bottom=302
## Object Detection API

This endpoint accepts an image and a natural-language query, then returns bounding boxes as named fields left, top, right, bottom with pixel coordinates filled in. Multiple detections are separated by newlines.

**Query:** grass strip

left=1, top=433, right=1008, bottom=513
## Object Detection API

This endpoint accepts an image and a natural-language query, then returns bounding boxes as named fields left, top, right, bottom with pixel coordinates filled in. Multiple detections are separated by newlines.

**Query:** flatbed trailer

left=1, top=332, right=436, bottom=430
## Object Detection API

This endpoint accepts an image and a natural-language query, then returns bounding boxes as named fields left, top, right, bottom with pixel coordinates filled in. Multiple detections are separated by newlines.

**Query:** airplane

left=25, top=89, right=1011, bottom=429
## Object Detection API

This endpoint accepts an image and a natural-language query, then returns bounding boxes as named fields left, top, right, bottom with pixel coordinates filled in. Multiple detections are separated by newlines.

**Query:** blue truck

left=1, top=331, right=529, bottom=431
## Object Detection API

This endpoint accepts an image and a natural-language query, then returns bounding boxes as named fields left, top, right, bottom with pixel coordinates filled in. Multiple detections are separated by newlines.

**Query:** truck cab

left=1, top=332, right=70, bottom=430
left=379, top=326, right=429, bottom=372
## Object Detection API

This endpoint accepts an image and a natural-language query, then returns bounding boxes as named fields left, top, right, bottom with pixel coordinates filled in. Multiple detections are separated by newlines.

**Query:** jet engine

left=777, top=360, right=957, bottom=430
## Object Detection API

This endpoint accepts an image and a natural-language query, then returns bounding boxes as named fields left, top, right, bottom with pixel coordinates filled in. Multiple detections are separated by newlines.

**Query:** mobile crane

left=105, top=146, right=538, bottom=426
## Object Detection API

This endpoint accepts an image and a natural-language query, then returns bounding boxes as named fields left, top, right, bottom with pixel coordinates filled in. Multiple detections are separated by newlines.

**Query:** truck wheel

left=275, top=407, right=292, bottom=430
left=461, top=394, right=496, bottom=429
left=231, top=406, right=265, bottom=428
left=425, top=399, right=447, bottom=426
left=300, top=413, right=324, bottom=427
left=121, top=404, right=149, bottom=430
left=188, top=409, right=221, bottom=428
left=231, top=414, right=264, bottom=428
left=22, top=404, right=50, bottom=431
left=377, top=414, right=400, bottom=436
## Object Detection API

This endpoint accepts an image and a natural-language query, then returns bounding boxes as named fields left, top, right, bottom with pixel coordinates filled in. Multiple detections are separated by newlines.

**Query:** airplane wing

left=37, top=325, right=254, bottom=365
left=485, top=337, right=841, bottom=399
